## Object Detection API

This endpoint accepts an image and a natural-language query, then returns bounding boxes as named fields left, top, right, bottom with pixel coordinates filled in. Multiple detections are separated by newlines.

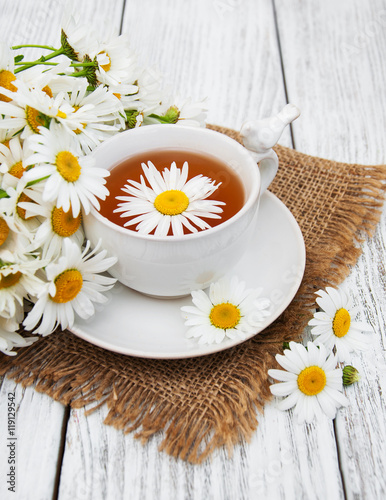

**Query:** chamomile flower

left=181, top=276, right=271, bottom=344
left=23, top=238, right=117, bottom=336
left=0, top=249, right=46, bottom=320
left=60, top=80, right=125, bottom=152
left=0, top=129, right=19, bottom=147
left=23, top=123, right=110, bottom=217
left=0, top=320, right=38, bottom=356
left=268, top=341, right=349, bottom=423
left=0, top=42, right=17, bottom=102
left=92, top=33, right=138, bottom=86
left=115, top=160, right=225, bottom=236
left=17, top=60, right=72, bottom=96
left=0, top=80, right=74, bottom=138
left=61, top=3, right=96, bottom=60
left=18, top=192, right=84, bottom=261
left=308, top=287, right=373, bottom=362
left=0, top=213, right=31, bottom=254
left=156, top=96, right=208, bottom=127
left=0, top=135, right=31, bottom=178
left=0, top=175, right=41, bottom=238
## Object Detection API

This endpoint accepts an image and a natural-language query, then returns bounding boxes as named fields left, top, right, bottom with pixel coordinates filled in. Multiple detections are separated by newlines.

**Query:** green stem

left=12, top=44, right=58, bottom=51
left=15, top=61, right=58, bottom=66
left=26, top=176, right=50, bottom=188
left=15, top=61, right=96, bottom=67
left=148, top=113, right=171, bottom=124
left=14, top=47, right=65, bottom=74
left=70, top=62, right=97, bottom=67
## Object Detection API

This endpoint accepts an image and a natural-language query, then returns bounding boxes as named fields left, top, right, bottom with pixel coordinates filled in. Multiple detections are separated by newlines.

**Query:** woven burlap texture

left=1, top=125, right=385, bottom=464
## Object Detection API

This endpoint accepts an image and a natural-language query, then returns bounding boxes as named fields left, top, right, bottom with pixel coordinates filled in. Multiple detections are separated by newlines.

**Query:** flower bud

left=342, top=365, right=360, bottom=386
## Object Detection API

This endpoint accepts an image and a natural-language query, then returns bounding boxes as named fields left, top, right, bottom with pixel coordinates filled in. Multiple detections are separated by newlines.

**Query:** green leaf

left=0, top=188, right=9, bottom=199
left=25, top=175, right=50, bottom=188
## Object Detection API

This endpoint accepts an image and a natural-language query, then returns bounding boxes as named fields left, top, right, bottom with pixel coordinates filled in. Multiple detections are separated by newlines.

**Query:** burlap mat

left=1, top=125, right=385, bottom=463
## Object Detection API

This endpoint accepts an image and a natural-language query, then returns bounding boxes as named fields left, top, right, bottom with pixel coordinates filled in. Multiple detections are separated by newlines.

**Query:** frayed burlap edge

left=0, top=125, right=385, bottom=464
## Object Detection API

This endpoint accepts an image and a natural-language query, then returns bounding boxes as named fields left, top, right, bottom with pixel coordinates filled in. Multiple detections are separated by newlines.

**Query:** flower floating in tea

left=308, top=287, right=373, bottom=362
left=181, top=276, right=271, bottom=344
left=115, top=160, right=225, bottom=236
left=268, top=341, right=349, bottom=423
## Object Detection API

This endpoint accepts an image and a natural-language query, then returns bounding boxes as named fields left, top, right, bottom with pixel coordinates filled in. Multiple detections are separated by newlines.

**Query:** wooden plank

left=275, top=0, right=386, bottom=498
left=58, top=1, right=346, bottom=499
left=0, top=0, right=124, bottom=498
left=274, top=0, right=386, bottom=164
left=0, top=377, right=66, bottom=499
left=335, top=205, right=386, bottom=499
left=118, top=0, right=292, bottom=143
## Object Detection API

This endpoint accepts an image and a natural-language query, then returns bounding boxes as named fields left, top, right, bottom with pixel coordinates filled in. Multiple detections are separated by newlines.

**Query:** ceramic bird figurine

left=240, top=104, right=300, bottom=192
left=240, top=103, right=300, bottom=158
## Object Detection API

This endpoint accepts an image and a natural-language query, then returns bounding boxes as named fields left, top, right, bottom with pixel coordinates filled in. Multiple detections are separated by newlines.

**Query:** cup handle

left=252, top=149, right=278, bottom=194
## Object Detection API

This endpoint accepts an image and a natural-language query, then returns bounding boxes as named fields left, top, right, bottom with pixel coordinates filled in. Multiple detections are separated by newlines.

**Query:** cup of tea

left=83, top=105, right=300, bottom=297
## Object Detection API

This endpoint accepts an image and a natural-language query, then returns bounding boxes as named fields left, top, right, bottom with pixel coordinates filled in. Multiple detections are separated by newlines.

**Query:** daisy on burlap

left=308, top=287, right=373, bottom=362
left=0, top=249, right=46, bottom=320
left=18, top=191, right=84, bottom=261
left=23, top=123, right=110, bottom=217
left=115, top=160, right=224, bottom=236
left=23, top=238, right=117, bottom=336
left=268, top=341, right=349, bottom=423
left=181, top=276, right=271, bottom=344
left=0, top=317, right=38, bottom=356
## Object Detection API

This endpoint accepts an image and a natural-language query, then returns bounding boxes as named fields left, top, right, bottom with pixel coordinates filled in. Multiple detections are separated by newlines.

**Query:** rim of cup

left=88, top=125, right=261, bottom=242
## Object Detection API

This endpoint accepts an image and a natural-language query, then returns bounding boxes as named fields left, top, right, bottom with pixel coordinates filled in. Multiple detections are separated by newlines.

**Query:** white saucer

left=69, top=192, right=306, bottom=359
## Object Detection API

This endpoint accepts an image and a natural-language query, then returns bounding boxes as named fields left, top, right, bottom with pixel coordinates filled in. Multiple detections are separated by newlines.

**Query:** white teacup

left=83, top=105, right=299, bottom=297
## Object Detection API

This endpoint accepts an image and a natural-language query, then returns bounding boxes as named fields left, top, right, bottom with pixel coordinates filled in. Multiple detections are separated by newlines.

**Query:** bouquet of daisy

left=0, top=8, right=207, bottom=355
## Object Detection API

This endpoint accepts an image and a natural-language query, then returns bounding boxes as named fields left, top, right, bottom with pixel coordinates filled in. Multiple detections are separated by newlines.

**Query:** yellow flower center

left=1, top=139, right=10, bottom=149
left=16, top=193, right=34, bottom=220
left=42, top=85, right=53, bottom=98
left=154, top=190, right=189, bottom=216
left=113, top=92, right=121, bottom=100
left=25, top=106, right=45, bottom=133
left=9, top=161, right=25, bottom=179
left=51, top=206, right=81, bottom=236
left=55, top=151, right=81, bottom=182
left=71, top=106, right=87, bottom=134
left=57, top=110, right=67, bottom=119
left=332, top=308, right=351, bottom=338
left=51, top=269, right=83, bottom=303
left=99, top=51, right=111, bottom=72
left=0, top=218, right=9, bottom=246
left=209, top=302, right=241, bottom=330
left=0, top=70, right=17, bottom=102
left=297, top=366, right=327, bottom=396
left=0, top=271, right=22, bottom=289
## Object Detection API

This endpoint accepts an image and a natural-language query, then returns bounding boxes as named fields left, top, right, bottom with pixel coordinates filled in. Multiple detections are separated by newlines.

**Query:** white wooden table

left=1, top=1, right=385, bottom=498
